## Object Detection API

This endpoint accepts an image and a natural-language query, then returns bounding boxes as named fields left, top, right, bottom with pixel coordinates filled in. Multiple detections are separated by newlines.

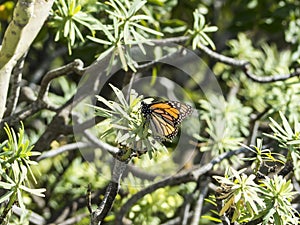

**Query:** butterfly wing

left=142, top=100, right=192, bottom=140
left=149, top=112, right=179, bottom=140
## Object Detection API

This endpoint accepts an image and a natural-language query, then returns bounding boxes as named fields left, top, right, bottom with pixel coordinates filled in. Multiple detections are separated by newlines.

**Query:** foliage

left=92, top=84, right=167, bottom=159
left=214, top=169, right=299, bottom=224
left=241, top=138, right=284, bottom=174
left=210, top=112, right=300, bottom=224
left=50, top=0, right=99, bottom=54
left=88, top=0, right=163, bottom=72
left=187, top=8, right=218, bottom=50
left=129, top=185, right=184, bottom=225
left=0, top=0, right=300, bottom=224
left=260, top=175, right=298, bottom=225
left=194, top=95, right=252, bottom=168
left=214, top=168, right=265, bottom=223
left=0, top=123, right=45, bottom=223
left=265, top=112, right=300, bottom=180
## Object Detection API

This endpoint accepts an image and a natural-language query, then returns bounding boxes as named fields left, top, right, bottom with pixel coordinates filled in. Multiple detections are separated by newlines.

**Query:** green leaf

left=114, top=0, right=128, bottom=17
left=130, top=14, right=152, bottom=21
left=201, top=215, right=221, bottom=223
left=200, top=31, right=216, bottom=50
left=73, top=4, right=81, bottom=14
left=109, top=84, right=128, bottom=108
left=131, top=22, right=163, bottom=36
left=20, top=185, right=46, bottom=197
left=87, top=36, right=112, bottom=45
left=287, top=140, right=300, bottom=145
left=0, top=190, right=14, bottom=204
left=95, top=95, right=116, bottom=111
left=128, top=0, right=146, bottom=17
left=124, top=21, right=130, bottom=44
left=269, top=117, right=287, bottom=136
left=0, top=181, right=15, bottom=189
left=117, top=43, right=128, bottom=71
left=130, top=28, right=147, bottom=54
left=203, top=26, right=218, bottom=32
left=69, top=20, right=76, bottom=45
left=92, top=105, right=113, bottom=117
left=106, top=0, right=122, bottom=17
left=105, top=9, right=124, bottom=19
left=279, top=111, right=294, bottom=137
left=64, top=19, right=70, bottom=37
left=17, top=189, right=25, bottom=210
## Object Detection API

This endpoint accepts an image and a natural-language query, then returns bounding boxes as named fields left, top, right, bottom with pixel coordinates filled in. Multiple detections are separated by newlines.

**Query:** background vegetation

left=0, top=0, right=300, bottom=224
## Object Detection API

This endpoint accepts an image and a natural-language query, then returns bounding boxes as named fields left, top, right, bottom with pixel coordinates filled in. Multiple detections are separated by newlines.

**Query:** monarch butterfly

left=141, top=100, right=193, bottom=141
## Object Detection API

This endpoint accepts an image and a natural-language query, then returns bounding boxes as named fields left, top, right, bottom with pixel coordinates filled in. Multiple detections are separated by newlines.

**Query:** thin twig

left=151, top=36, right=300, bottom=83
left=135, top=47, right=185, bottom=70
left=198, top=42, right=248, bottom=66
left=83, top=129, right=121, bottom=156
left=47, top=187, right=106, bottom=224
left=125, top=72, right=136, bottom=103
left=5, top=52, right=27, bottom=116
left=37, top=142, right=90, bottom=161
left=38, top=59, right=84, bottom=100
left=243, top=64, right=300, bottom=83
left=181, top=194, right=193, bottom=225
left=190, top=182, right=209, bottom=225
left=0, top=59, right=85, bottom=128
left=150, top=36, right=189, bottom=45
left=91, top=159, right=127, bottom=225
left=87, top=184, right=92, bottom=214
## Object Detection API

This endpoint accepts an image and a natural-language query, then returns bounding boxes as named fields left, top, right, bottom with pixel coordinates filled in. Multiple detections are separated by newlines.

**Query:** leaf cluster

left=0, top=124, right=45, bottom=223
left=92, top=84, right=167, bottom=160
left=214, top=169, right=299, bottom=224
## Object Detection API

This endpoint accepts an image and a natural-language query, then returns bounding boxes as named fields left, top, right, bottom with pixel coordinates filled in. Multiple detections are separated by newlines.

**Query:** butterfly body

left=141, top=100, right=193, bottom=141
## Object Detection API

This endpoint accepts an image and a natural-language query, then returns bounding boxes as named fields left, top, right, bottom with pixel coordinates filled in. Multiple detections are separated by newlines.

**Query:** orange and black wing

left=141, top=100, right=192, bottom=140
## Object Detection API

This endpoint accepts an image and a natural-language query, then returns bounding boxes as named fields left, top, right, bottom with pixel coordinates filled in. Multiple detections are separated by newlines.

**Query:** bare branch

left=243, top=64, right=300, bottom=83
left=1, top=59, right=85, bottom=128
left=37, top=142, right=91, bottom=161
left=149, top=36, right=300, bottom=83
left=198, top=42, right=300, bottom=83
left=115, top=147, right=249, bottom=224
left=38, top=59, right=85, bottom=100
left=190, top=182, right=209, bottom=225
left=83, top=129, right=121, bottom=156
left=136, top=47, right=185, bottom=70
left=4, top=52, right=27, bottom=116
left=181, top=194, right=193, bottom=225
left=91, top=159, right=127, bottom=225
left=150, top=36, right=189, bottom=45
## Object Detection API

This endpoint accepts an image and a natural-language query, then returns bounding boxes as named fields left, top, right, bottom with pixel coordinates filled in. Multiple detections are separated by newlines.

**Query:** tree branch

left=149, top=36, right=300, bottom=83
left=91, top=159, right=127, bottom=225
left=190, top=181, right=209, bottom=225
left=36, top=141, right=90, bottom=161
left=83, top=129, right=121, bottom=156
left=0, top=59, right=85, bottom=128
left=181, top=194, right=193, bottom=225
left=243, top=64, right=300, bottom=83
left=0, top=0, right=54, bottom=120
left=115, top=147, right=249, bottom=224
left=4, top=52, right=27, bottom=117
left=38, top=59, right=84, bottom=100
